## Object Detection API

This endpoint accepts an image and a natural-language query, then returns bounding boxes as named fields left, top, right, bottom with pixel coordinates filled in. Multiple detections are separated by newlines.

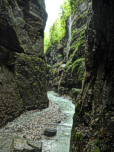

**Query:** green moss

left=65, top=25, right=86, bottom=81
left=49, top=69, right=53, bottom=74
left=95, top=146, right=100, bottom=152
left=66, top=65, right=72, bottom=73
left=21, top=54, right=44, bottom=74
left=72, top=0, right=84, bottom=14
left=72, top=88, right=81, bottom=96
left=65, top=58, right=72, bottom=72
left=46, top=64, right=53, bottom=75
left=53, top=62, right=63, bottom=75
left=73, top=10, right=88, bottom=26
left=72, top=58, right=84, bottom=73
left=59, top=87, right=64, bottom=90
left=14, top=136, right=21, bottom=139
left=15, top=26, right=23, bottom=48
left=54, top=67, right=58, bottom=74
left=72, top=131, right=83, bottom=148
left=65, top=25, right=86, bottom=76
left=17, top=98, right=23, bottom=103
left=53, top=62, right=62, bottom=68
left=57, top=54, right=62, bottom=59
left=33, top=83, right=37, bottom=86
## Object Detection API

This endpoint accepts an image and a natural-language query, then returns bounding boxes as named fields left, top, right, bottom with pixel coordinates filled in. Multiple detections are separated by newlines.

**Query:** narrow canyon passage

left=0, top=0, right=114, bottom=151
left=0, top=91, right=75, bottom=152
left=42, top=91, right=75, bottom=152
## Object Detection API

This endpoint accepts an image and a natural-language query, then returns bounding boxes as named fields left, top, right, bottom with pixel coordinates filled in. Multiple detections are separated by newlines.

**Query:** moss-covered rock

left=0, top=0, right=49, bottom=128
left=46, top=63, right=53, bottom=90
left=70, top=0, right=114, bottom=151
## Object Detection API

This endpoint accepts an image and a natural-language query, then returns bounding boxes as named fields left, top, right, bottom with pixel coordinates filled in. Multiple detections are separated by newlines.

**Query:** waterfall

left=66, top=8, right=72, bottom=63
left=58, top=64, right=66, bottom=93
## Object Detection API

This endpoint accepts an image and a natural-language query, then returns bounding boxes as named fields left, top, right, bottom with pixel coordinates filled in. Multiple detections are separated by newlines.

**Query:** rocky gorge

left=0, top=0, right=114, bottom=152
left=45, top=0, right=114, bottom=151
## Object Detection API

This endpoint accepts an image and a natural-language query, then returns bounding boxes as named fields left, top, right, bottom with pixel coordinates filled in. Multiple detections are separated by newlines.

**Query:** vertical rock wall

left=45, top=0, right=91, bottom=103
left=70, top=0, right=114, bottom=151
left=0, top=0, right=49, bottom=128
left=45, top=17, right=69, bottom=92
left=59, top=0, right=90, bottom=94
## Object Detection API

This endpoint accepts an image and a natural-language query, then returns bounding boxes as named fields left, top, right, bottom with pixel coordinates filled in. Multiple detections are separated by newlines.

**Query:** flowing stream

left=0, top=91, right=75, bottom=152
left=41, top=91, right=75, bottom=152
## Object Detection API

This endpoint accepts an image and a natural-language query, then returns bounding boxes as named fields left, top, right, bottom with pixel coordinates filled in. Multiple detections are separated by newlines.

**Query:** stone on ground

left=43, top=128, right=57, bottom=137
left=10, top=137, right=42, bottom=152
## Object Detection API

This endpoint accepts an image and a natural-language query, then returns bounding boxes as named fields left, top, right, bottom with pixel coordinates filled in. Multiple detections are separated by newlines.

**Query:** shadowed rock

left=0, top=0, right=49, bottom=128
left=43, top=128, right=57, bottom=137
left=10, top=137, right=42, bottom=152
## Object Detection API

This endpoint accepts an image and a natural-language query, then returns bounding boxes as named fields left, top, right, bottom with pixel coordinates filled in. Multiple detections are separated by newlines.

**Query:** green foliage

left=72, top=58, right=84, bottom=73
left=53, top=62, right=63, bottom=75
left=18, top=99, right=23, bottom=103
left=53, top=61, right=62, bottom=68
left=57, top=54, right=62, bottom=59
left=65, top=58, right=72, bottom=72
left=70, top=26, right=86, bottom=59
left=95, top=146, right=100, bottom=152
left=44, top=0, right=71, bottom=54
left=59, top=87, right=64, bottom=90
left=71, top=0, right=84, bottom=14
left=46, top=64, right=53, bottom=74
left=54, top=67, right=58, bottom=74
left=33, top=83, right=37, bottom=86
left=64, top=25, right=86, bottom=79
left=14, top=136, right=21, bottom=139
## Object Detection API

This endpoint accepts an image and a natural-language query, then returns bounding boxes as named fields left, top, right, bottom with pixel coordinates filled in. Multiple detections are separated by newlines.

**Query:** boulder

left=10, top=137, right=42, bottom=152
left=43, top=128, right=57, bottom=137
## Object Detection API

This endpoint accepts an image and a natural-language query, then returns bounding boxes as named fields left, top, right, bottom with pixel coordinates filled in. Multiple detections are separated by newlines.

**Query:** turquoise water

left=41, top=91, right=75, bottom=152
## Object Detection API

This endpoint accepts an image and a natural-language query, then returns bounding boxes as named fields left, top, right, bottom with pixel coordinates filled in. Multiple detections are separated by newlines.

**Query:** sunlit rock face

left=0, top=0, right=49, bottom=128
left=70, top=0, right=114, bottom=151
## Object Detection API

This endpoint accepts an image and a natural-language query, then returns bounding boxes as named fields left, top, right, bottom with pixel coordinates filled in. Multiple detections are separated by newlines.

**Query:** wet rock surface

left=70, top=0, right=114, bottom=152
left=10, top=137, right=42, bottom=152
left=0, top=0, right=49, bottom=128
left=43, top=128, right=57, bottom=137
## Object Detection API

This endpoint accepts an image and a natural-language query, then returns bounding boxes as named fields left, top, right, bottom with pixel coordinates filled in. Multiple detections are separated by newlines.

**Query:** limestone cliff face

left=45, top=16, right=69, bottom=66
left=45, top=0, right=114, bottom=151
left=70, top=0, right=114, bottom=151
left=58, top=0, right=90, bottom=98
left=0, top=0, right=49, bottom=128
left=45, top=0, right=90, bottom=103
left=46, top=63, right=53, bottom=91
left=45, top=16, right=69, bottom=92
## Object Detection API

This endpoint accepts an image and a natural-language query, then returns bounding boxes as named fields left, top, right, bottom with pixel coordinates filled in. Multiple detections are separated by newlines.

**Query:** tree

left=44, top=0, right=71, bottom=54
